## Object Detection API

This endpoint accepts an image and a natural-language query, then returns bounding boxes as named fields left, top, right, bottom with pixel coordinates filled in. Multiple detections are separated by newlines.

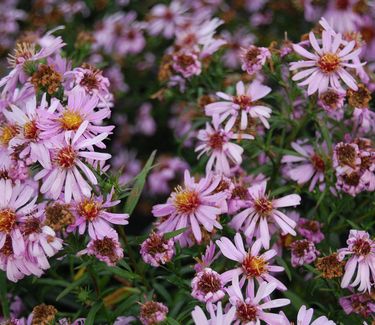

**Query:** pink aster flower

left=39, top=88, right=113, bottom=146
left=205, top=80, right=272, bottom=130
left=323, top=1, right=360, bottom=33
left=281, top=141, right=327, bottom=192
left=0, top=31, right=65, bottom=95
left=290, top=28, right=364, bottom=95
left=333, top=142, right=361, bottom=176
left=339, top=291, right=375, bottom=318
left=338, top=230, right=375, bottom=292
left=280, top=305, right=336, bottom=325
left=139, top=301, right=168, bottom=325
left=78, top=229, right=124, bottom=266
left=194, top=240, right=219, bottom=273
left=0, top=179, right=36, bottom=256
left=290, top=239, right=320, bottom=267
left=192, top=302, right=236, bottom=325
left=297, top=218, right=325, bottom=243
left=67, top=190, right=129, bottom=239
left=35, top=121, right=111, bottom=203
left=240, top=45, right=270, bottom=75
left=216, top=233, right=286, bottom=291
left=228, top=274, right=290, bottom=325
left=172, top=50, right=202, bottom=79
left=191, top=267, right=225, bottom=303
left=152, top=170, right=226, bottom=247
left=229, top=180, right=300, bottom=249
left=140, top=232, right=175, bottom=267
left=318, top=88, right=345, bottom=111
left=196, top=120, right=253, bottom=176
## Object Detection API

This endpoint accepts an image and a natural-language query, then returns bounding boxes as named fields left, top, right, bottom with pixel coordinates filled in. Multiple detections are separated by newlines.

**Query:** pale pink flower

left=35, top=121, right=111, bottom=203
left=318, top=88, right=345, bottom=111
left=229, top=180, right=300, bottom=249
left=0, top=179, right=36, bottom=256
left=280, top=305, right=336, bottom=325
left=297, top=218, right=325, bottom=243
left=338, top=230, right=375, bottom=292
left=290, top=29, right=364, bottom=95
left=228, top=274, right=290, bottom=325
left=194, top=241, right=219, bottom=272
left=192, top=302, right=236, bottom=325
left=333, top=142, right=361, bottom=176
left=281, top=141, right=327, bottom=191
left=290, top=239, right=320, bottom=267
left=68, top=191, right=129, bottom=239
left=196, top=120, right=253, bottom=176
left=140, top=232, right=175, bottom=267
left=191, top=268, right=225, bottom=303
left=339, top=291, right=375, bottom=318
left=323, top=1, right=360, bottom=33
left=240, top=45, right=270, bottom=75
left=172, top=50, right=202, bottom=79
left=216, top=234, right=286, bottom=291
left=139, top=301, right=168, bottom=325
left=152, top=170, right=226, bottom=247
left=205, top=80, right=272, bottom=130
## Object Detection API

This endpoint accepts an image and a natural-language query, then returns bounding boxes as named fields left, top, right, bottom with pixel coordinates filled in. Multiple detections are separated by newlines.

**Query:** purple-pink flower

left=191, top=267, right=225, bottom=303
left=140, top=232, right=175, bottom=267
left=290, top=239, right=320, bottom=267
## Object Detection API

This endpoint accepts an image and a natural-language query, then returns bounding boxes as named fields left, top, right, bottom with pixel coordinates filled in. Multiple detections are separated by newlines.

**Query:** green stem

left=0, top=271, right=10, bottom=319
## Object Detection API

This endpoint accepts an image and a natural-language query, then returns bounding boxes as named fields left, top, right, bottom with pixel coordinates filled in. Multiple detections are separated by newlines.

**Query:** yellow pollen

left=0, top=209, right=17, bottom=234
left=78, top=199, right=101, bottom=221
left=242, top=254, right=268, bottom=278
left=0, top=124, right=19, bottom=146
left=23, top=120, right=39, bottom=140
left=8, top=42, right=36, bottom=67
left=318, top=53, right=340, bottom=73
left=173, top=186, right=200, bottom=214
left=254, top=197, right=273, bottom=217
left=59, top=110, right=83, bottom=131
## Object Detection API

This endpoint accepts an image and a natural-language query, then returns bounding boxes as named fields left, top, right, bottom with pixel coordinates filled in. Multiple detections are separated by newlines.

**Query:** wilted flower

left=139, top=301, right=168, bottom=325
left=191, top=267, right=225, bottom=303
left=140, top=232, right=175, bottom=267
left=240, top=45, right=270, bottom=75
left=290, top=239, right=320, bottom=267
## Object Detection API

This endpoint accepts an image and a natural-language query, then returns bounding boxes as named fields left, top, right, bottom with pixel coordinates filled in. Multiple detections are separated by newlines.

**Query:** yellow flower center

left=56, top=145, right=76, bottom=168
left=318, top=53, right=340, bottom=73
left=254, top=197, right=273, bottom=217
left=59, top=110, right=83, bottom=131
left=24, top=120, right=39, bottom=140
left=0, top=124, right=19, bottom=146
left=0, top=209, right=16, bottom=234
left=242, top=254, right=268, bottom=278
left=173, top=186, right=200, bottom=214
left=78, top=198, right=101, bottom=221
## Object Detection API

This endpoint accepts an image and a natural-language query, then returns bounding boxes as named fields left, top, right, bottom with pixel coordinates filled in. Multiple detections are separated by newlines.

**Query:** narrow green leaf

left=275, top=256, right=292, bottom=281
left=85, top=301, right=103, bottom=325
left=56, top=273, right=88, bottom=301
left=164, top=227, right=187, bottom=240
left=124, top=150, right=156, bottom=214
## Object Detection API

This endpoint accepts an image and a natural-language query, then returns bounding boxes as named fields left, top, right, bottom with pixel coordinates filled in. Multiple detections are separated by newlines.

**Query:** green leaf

left=275, top=256, right=292, bottom=281
left=283, top=290, right=306, bottom=311
left=124, top=150, right=156, bottom=214
left=166, top=317, right=181, bottom=325
left=107, top=266, right=141, bottom=280
left=0, top=271, right=9, bottom=318
left=164, top=227, right=187, bottom=240
left=85, top=301, right=103, bottom=325
left=56, top=273, right=89, bottom=301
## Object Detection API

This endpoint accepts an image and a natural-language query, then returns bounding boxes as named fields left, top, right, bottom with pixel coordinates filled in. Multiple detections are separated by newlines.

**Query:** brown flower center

left=45, top=203, right=74, bottom=231
left=319, top=90, right=341, bottom=109
left=145, top=233, right=169, bottom=255
left=31, top=64, right=62, bottom=95
left=78, top=198, right=101, bottom=221
left=315, top=253, right=344, bottom=279
left=311, top=154, right=325, bottom=172
left=336, top=144, right=357, bottom=167
left=31, top=304, right=58, bottom=325
left=56, top=145, right=76, bottom=168
left=236, top=302, right=258, bottom=323
left=342, top=172, right=360, bottom=186
left=242, top=254, right=268, bottom=277
left=0, top=236, right=13, bottom=256
left=176, top=53, right=195, bottom=68
left=291, top=240, right=310, bottom=257
left=197, top=271, right=222, bottom=294
left=0, top=209, right=16, bottom=234
left=93, top=236, right=119, bottom=263
left=352, top=238, right=371, bottom=256
left=245, top=47, right=261, bottom=64
left=336, top=0, right=349, bottom=10
left=254, top=197, right=273, bottom=217
left=22, top=217, right=41, bottom=236
left=24, top=120, right=39, bottom=140
left=347, top=84, right=372, bottom=108
left=360, top=26, right=375, bottom=44
left=173, top=187, right=200, bottom=214
left=231, top=185, right=248, bottom=199
left=209, top=132, right=225, bottom=150
left=233, top=95, right=252, bottom=110
left=318, top=53, right=340, bottom=73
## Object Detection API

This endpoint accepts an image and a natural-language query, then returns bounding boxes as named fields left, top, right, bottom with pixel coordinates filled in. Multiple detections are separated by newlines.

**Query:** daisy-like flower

left=3, top=94, right=53, bottom=169
left=191, top=267, right=225, bottom=303
left=281, top=141, right=327, bottom=192
left=192, top=302, right=236, bottom=325
left=280, top=305, right=336, bottom=325
left=78, top=229, right=124, bottom=267
left=216, top=234, right=286, bottom=291
left=172, top=50, right=202, bottom=79
left=152, top=170, right=226, bottom=247
left=339, top=291, right=375, bottom=318
left=333, top=142, right=361, bottom=176
left=290, top=27, right=364, bottom=95
left=290, top=239, right=320, bottom=267
left=318, top=88, right=345, bottom=112
left=140, top=232, right=175, bottom=267
left=338, top=229, right=375, bottom=292
left=139, top=301, right=168, bottom=325
left=205, top=80, right=272, bottom=130
left=228, top=274, right=290, bottom=325
left=35, top=121, right=111, bottom=203
left=39, top=88, right=113, bottom=147
left=68, top=190, right=129, bottom=239
left=0, top=179, right=36, bottom=256
left=240, top=45, right=270, bottom=75
left=229, top=180, right=300, bottom=249
left=194, top=241, right=219, bottom=273
left=195, top=120, right=253, bottom=176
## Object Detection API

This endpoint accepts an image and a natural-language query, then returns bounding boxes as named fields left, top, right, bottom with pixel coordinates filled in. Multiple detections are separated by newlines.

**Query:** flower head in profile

left=152, top=170, right=226, bottom=247
left=140, top=232, right=175, bottom=267
left=338, top=229, right=375, bottom=292
left=192, top=302, right=236, bottom=325
left=68, top=190, right=129, bottom=239
left=229, top=180, right=300, bottom=249
left=205, top=80, right=272, bottom=130
left=216, top=234, right=286, bottom=291
left=228, top=274, right=290, bottom=325
left=196, top=120, right=253, bottom=176
left=290, top=25, right=364, bottom=95
left=35, top=121, right=111, bottom=203
left=191, top=267, right=225, bottom=303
